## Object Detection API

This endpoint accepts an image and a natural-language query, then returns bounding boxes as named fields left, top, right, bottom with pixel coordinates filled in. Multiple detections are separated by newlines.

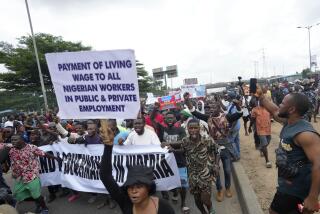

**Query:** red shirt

left=145, top=113, right=165, bottom=135
left=251, top=106, right=271, bottom=136
left=9, top=144, right=46, bottom=183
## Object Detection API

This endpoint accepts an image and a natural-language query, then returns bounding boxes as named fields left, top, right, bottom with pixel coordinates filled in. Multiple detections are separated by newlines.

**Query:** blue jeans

left=216, top=149, right=232, bottom=191
left=228, top=130, right=240, bottom=159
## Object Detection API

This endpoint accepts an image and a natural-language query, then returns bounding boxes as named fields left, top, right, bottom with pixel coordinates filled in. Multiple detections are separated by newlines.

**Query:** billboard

left=183, top=78, right=198, bottom=85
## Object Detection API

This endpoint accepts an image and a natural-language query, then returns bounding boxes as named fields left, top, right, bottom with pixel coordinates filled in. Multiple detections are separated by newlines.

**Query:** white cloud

left=1, top=0, right=320, bottom=87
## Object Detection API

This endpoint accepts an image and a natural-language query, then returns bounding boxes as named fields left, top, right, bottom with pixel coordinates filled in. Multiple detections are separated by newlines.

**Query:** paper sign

left=158, top=95, right=176, bottom=110
left=45, top=50, right=140, bottom=119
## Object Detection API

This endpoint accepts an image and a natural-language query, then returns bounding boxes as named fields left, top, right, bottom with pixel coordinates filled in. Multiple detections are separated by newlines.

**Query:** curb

left=232, top=162, right=265, bottom=214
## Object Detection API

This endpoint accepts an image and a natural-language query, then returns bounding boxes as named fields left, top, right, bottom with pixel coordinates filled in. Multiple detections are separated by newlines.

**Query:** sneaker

left=216, top=190, right=224, bottom=202
left=68, top=194, right=80, bottom=202
left=40, top=209, right=49, bottom=214
left=182, top=206, right=190, bottom=213
left=96, top=201, right=107, bottom=209
left=266, top=162, right=272, bottom=168
left=225, top=188, right=233, bottom=198
left=88, top=195, right=98, bottom=204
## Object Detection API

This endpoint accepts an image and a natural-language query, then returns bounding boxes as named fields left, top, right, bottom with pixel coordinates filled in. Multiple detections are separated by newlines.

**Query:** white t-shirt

left=4, top=121, right=14, bottom=127
left=124, top=128, right=161, bottom=145
left=242, top=96, right=251, bottom=117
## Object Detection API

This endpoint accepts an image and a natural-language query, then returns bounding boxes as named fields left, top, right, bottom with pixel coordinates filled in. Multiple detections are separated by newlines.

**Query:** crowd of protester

left=0, top=89, right=246, bottom=214
left=1, top=76, right=320, bottom=214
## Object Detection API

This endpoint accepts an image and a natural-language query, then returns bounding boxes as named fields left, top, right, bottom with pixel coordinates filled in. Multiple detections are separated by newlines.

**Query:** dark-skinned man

left=123, top=117, right=161, bottom=146
left=159, top=111, right=189, bottom=212
left=257, top=89, right=320, bottom=214
left=3, top=134, right=60, bottom=214
left=76, top=122, right=116, bottom=208
left=183, top=92, right=243, bottom=160
left=169, top=119, right=219, bottom=214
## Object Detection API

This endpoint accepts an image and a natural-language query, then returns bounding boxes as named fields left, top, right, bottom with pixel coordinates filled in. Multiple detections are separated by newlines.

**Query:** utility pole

left=25, top=0, right=48, bottom=111
left=253, top=61, right=259, bottom=78
left=262, top=48, right=266, bottom=77
left=297, top=23, right=320, bottom=71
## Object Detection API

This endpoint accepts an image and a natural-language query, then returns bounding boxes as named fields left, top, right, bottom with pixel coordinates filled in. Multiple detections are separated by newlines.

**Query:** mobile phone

left=250, top=78, right=257, bottom=94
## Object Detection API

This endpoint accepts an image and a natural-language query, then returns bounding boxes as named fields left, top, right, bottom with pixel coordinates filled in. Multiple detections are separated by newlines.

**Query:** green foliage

left=0, top=33, right=164, bottom=111
left=302, top=68, right=312, bottom=78
left=0, top=33, right=91, bottom=91
left=136, top=61, right=165, bottom=97
left=0, top=91, right=57, bottom=112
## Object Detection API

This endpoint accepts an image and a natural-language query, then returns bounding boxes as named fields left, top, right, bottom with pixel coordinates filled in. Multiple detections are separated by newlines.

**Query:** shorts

left=13, top=177, right=41, bottom=202
left=242, top=115, right=250, bottom=123
left=179, top=167, right=189, bottom=188
left=258, top=135, right=271, bottom=150
left=270, top=191, right=302, bottom=214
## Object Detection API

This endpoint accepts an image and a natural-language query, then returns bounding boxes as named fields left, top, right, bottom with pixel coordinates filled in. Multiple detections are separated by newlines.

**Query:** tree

left=0, top=33, right=91, bottom=91
left=0, top=33, right=163, bottom=111
left=136, top=61, right=165, bottom=96
left=302, top=68, right=312, bottom=78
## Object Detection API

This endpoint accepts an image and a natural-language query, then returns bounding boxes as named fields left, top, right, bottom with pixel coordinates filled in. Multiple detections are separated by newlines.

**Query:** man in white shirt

left=4, top=115, right=15, bottom=128
left=242, top=95, right=251, bottom=136
left=122, top=117, right=161, bottom=145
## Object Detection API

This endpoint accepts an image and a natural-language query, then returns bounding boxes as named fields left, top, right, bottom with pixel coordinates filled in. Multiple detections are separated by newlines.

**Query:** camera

left=237, top=76, right=243, bottom=87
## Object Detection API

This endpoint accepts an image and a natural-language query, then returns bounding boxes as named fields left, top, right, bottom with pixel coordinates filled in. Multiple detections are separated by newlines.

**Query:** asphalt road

left=3, top=166, right=242, bottom=214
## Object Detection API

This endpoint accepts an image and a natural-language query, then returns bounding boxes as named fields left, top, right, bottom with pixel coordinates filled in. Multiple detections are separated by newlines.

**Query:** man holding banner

left=123, top=117, right=161, bottom=146
left=160, top=111, right=189, bottom=212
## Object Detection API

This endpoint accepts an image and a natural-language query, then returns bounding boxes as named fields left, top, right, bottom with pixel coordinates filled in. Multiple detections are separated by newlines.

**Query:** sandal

left=182, top=206, right=190, bottom=213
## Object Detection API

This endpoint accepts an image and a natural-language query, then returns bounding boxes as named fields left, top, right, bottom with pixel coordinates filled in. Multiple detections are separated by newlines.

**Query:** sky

left=1, top=0, right=320, bottom=87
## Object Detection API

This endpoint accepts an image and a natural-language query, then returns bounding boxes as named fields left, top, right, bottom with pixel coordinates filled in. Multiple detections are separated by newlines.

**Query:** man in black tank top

left=258, top=91, right=320, bottom=214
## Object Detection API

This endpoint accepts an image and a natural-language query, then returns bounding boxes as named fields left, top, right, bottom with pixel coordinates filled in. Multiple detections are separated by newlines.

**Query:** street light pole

left=25, top=0, right=48, bottom=111
left=297, top=23, right=320, bottom=71
left=308, top=27, right=312, bottom=70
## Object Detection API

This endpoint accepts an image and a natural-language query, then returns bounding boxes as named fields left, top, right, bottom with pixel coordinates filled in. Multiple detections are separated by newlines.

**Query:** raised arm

left=183, top=93, right=209, bottom=122
left=259, top=94, right=286, bottom=124
left=100, top=144, right=126, bottom=207
left=295, top=132, right=320, bottom=213
left=99, top=120, right=126, bottom=207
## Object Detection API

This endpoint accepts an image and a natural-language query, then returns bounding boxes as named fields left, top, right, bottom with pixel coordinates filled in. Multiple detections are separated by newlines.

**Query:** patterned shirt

left=181, top=135, right=218, bottom=194
left=9, top=144, right=46, bottom=183
left=207, top=113, right=229, bottom=140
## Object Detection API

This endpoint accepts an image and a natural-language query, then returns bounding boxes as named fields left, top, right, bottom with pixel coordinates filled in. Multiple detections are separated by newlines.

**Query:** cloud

left=1, top=0, right=320, bottom=86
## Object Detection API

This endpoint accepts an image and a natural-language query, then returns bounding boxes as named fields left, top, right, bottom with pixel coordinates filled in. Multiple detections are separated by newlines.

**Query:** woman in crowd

left=99, top=124, right=175, bottom=214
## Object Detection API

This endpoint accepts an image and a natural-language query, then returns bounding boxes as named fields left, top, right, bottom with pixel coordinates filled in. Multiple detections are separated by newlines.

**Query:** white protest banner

left=45, top=50, right=140, bottom=119
left=180, top=85, right=206, bottom=99
left=145, top=93, right=159, bottom=105
left=38, top=142, right=181, bottom=193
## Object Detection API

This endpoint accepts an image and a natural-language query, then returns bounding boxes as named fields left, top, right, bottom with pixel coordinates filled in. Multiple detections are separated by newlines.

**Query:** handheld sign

left=45, top=50, right=140, bottom=119
left=158, top=95, right=176, bottom=110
